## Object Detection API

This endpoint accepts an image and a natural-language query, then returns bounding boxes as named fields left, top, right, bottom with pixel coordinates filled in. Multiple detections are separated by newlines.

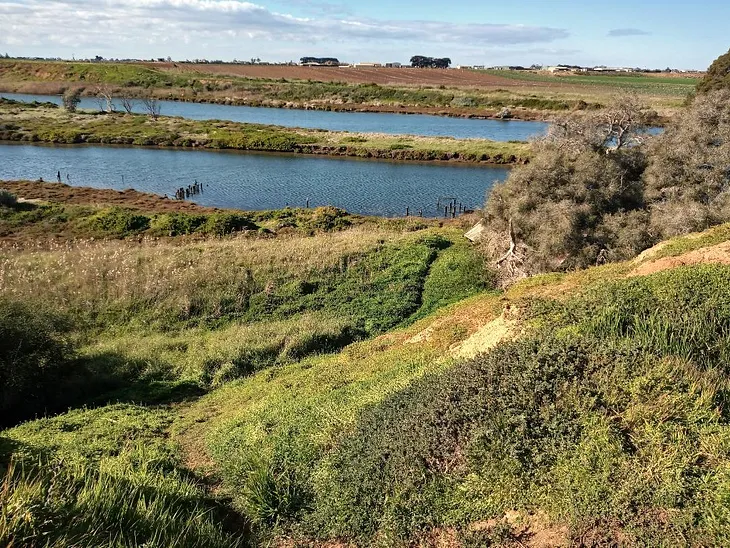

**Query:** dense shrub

left=0, top=188, right=17, bottom=207
left=308, top=265, right=730, bottom=544
left=62, top=88, right=82, bottom=112
left=483, top=144, right=647, bottom=273
left=0, top=300, right=74, bottom=426
left=202, top=213, right=256, bottom=236
left=697, top=48, right=730, bottom=94
left=90, top=207, right=150, bottom=236
left=310, top=335, right=593, bottom=541
left=644, top=89, right=730, bottom=239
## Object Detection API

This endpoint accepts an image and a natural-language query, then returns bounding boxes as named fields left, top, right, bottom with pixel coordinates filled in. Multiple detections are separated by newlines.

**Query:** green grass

left=0, top=405, right=247, bottom=547
left=480, top=69, right=699, bottom=96
left=304, top=264, right=730, bottom=545
left=4, top=187, right=730, bottom=546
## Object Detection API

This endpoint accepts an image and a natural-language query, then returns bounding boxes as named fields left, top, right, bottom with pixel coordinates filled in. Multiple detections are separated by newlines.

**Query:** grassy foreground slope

left=2, top=184, right=730, bottom=546
left=176, top=222, right=730, bottom=546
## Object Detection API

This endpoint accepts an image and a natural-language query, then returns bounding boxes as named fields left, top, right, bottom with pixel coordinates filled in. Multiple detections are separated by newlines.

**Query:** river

left=0, top=92, right=547, bottom=141
left=0, top=143, right=508, bottom=217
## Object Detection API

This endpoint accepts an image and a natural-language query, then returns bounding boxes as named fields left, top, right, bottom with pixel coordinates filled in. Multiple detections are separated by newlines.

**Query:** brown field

left=146, top=63, right=527, bottom=87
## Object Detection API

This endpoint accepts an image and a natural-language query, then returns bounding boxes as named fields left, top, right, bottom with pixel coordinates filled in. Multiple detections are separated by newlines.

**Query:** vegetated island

left=0, top=98, right=530, bottom=164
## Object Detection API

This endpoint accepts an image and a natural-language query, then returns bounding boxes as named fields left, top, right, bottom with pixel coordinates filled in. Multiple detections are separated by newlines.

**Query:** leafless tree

left=120, top=95, right=135, bottom=114
left=94, top=85, right=115, bottom=113
left=545, top=92, right=656, bottom=154
left=141, top=97, right=161, bottom=120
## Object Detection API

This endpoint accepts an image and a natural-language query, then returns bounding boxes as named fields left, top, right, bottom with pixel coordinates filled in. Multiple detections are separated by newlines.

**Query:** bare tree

left=545, top=92, right=656, bottom=154
left=120, top=95, right=136, bottom=114
left=94, top=85, right=115, bottom=113
left=141, top=97, right=161, bottom=120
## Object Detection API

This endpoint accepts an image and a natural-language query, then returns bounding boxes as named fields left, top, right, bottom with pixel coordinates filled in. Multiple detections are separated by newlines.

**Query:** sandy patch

left=629, top=241, right=730, bottom=277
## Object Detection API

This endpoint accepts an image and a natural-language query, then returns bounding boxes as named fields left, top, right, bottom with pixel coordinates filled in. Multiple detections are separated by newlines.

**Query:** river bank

left=0, top=100, right=531, bottom=165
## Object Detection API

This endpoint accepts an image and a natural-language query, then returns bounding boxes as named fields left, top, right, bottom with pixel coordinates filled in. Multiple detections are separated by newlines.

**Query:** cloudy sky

left=0, top=0, right=726, bottom=69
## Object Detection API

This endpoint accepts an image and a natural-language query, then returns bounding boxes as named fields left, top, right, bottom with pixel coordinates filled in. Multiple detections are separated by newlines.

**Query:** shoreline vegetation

left=0, top=99, right=531, bottom=165
left=0, top=179, right=461, bottom=244
left=0, top=59, right=697, bottom=123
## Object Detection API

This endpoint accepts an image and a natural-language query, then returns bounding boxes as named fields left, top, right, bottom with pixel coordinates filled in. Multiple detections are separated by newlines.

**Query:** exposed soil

left=1, top=180, right=221, bottom=214
left=629, top=240, right=730, bottom=277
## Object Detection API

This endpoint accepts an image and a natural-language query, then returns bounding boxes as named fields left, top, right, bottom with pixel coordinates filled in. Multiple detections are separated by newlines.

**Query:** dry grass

left=0, top=227, right=404, bottom=322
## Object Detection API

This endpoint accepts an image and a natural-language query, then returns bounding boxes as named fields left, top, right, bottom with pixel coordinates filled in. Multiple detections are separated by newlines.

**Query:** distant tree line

left=410, top=56, right=451, bottom=69
left=300, top=57, right=340, bottom=66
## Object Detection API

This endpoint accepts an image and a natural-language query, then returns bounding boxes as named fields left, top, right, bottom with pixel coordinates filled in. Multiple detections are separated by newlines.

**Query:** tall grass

left=1, top=404, right=247, bottom=547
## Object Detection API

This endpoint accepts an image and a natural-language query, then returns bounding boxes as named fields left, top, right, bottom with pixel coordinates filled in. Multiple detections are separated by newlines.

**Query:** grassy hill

left=2, top=184, right=730, bottom=546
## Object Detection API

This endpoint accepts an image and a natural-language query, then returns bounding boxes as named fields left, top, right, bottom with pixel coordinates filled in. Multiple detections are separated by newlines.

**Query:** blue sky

left=0, top=0, right=726, bottom=69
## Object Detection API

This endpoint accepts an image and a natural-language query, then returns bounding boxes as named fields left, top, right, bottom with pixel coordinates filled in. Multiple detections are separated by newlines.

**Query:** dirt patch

left=452, top=311, right=518, bottom=359
left=629, top=241, right=730, bottom=277
left=1, top=180, right=223, bottom=214
left=471, top=511, right=569, bottom=548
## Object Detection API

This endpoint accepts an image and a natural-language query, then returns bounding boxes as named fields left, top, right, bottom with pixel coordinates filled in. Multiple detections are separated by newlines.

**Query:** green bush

left=309, top=336, right=591, bottom=542
left=202, top=213, right=256, bottom=236
left=90, top=207, right=150, bottom=236
left=307, top=265, right=730, bottom=544
left=0, top=299, right=74, bottom=426
left=0, top=189, right=17, bottom=207
left=303, top=206, right=352, bottom=232
left=150, top=212, right=208, bottom=235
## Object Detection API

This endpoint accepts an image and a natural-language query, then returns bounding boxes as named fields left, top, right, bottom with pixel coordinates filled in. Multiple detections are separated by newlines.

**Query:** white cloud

left=607, top=28, right=651, bottom=37
left=0, top=0, right=569, bottom=60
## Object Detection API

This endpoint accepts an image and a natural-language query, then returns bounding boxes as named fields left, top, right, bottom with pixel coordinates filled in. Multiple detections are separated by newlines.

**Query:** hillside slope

left=2, top=197, right=730, bottom=546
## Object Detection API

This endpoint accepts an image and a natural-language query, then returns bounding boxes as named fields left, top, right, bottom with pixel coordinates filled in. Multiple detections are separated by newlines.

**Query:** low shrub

left=307, top=264, right=730, bottom=544
left=90, top=207, right=150, bottom=236
left=0, top=189, right=17, bottom=207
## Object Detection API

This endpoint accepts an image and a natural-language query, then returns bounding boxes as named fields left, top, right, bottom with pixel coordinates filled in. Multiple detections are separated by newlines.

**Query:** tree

left=119, top=95, right=135, bottom=114
left=480, top=94, right=653, bottom=283
left=696, top=48, right=730, bottom=94
left=644, top=89, right=730, bottom=238
left=62, top=88, right=82, bottom=112
left=141, top=97, right=161, bottom=120
left=409, top=56, right=451, bottom=69
left=93, top=84, right=115, bottom=113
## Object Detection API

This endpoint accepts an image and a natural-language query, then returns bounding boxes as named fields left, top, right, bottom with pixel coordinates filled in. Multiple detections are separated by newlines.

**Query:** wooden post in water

left=444, top=206, right=448, bottom=218
left=418, top=209, right=423, bottom=217
left=406, top=207, right=409, bottom=217
left=306, top=198, right=310, bottom=208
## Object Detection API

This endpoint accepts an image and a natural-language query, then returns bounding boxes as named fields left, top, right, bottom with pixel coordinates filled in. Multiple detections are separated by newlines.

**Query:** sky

left=0, top=0, right=727, bottom=69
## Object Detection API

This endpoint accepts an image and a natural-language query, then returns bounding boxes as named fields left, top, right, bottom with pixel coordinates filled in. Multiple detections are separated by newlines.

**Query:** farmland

left=0, top=59, right=700, bottom=120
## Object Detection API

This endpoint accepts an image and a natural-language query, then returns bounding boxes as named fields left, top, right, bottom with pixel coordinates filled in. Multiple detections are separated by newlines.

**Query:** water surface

left=0, top=143, right=508, bottom=217
left=1, top=92, right=547, bottom=141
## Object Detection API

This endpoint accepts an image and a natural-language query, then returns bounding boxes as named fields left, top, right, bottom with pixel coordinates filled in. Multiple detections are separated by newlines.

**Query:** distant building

left=385, top=62, right=402, bottom=68
left=354, top=62, right=382, bottom=68
left=546, top=65, right=572, bottom=73
left=491, top=65, right=527, bottom=71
